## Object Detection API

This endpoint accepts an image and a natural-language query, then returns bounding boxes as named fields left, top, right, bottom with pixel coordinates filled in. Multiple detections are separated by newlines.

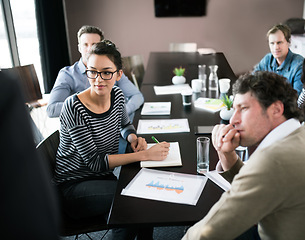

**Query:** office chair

left=36, top=130, right=109, bottom=239
left=197, top=48, right=216, bottom=54
left=169, top=42, right=198, bottom=52
left=122, top=55, right=145, bottom=89
left=1, top=64, right=47, bottom=109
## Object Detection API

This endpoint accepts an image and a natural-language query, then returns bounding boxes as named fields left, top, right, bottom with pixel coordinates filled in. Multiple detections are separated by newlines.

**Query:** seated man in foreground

left=183, top=71, right=305, bottom=240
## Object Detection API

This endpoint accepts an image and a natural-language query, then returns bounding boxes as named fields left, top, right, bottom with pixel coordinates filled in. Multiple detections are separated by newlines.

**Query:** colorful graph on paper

left=121, top=168, right=207, bottom=205
left=136, top=118, right=190, bottom=134
left=146, top=180, right=184, bottom=194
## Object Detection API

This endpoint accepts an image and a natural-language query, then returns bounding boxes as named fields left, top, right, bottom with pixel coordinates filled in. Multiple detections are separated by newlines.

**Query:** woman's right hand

left=145, top=142, right=170, bottom=161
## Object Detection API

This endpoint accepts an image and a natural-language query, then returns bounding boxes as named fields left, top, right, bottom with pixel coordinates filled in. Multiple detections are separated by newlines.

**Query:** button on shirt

left=254, top=49, right=304, bottom=95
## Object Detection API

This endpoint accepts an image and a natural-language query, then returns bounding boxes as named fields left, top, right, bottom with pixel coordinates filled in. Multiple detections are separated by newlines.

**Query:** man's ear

left=271, top=100, right=284, bottom=118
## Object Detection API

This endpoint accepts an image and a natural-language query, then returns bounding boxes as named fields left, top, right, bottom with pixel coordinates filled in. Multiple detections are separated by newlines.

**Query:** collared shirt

left=256, top=118, right=301, bottom=151
left=46, top=58, right=144, bottom=118
left=254, top=49, right=304, bottom=95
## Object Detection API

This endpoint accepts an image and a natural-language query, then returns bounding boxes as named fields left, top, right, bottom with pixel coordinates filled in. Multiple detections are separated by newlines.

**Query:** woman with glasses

left=54, top=40, right=169, bottom=239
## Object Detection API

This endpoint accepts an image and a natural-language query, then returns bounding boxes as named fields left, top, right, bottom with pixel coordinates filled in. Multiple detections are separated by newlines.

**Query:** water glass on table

left=219, top=78, right=231, bottom=94
left=198, top=64, right=207, bottom=91
left=197, top=137, right=210, bottom=174
left=191, top=79, right=203, bottom=93
left=235, top=146, right=248, bottom=162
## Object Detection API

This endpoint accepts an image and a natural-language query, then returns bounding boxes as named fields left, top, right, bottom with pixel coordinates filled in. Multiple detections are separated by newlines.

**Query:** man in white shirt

left=183, top=71, right=305, bottom=240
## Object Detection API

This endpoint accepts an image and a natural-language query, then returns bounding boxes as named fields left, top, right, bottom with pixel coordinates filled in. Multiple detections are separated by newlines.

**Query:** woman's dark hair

left=233, top=71, right=303, bottom=121
left=87, top=40, right=122, bottom=70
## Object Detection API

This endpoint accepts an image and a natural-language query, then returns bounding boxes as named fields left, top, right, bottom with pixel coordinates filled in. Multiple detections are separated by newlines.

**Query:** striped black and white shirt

left=298, top=88, right=305, bottom=109
left=54, top=86, right=136, bottom=185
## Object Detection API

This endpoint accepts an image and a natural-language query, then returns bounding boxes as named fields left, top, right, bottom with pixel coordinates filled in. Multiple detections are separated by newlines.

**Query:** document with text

left=137, top=118, right=190, bottom=134
left=141, top=102, right=171, bottom=115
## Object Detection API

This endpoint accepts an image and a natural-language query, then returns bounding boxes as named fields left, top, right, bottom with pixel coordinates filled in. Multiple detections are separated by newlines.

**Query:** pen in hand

left=151, top=136, right=160, bottom=144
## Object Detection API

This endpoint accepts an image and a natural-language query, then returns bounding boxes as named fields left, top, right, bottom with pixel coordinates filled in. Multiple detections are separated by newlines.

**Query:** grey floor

left=61, top=226, right=187, bottom=240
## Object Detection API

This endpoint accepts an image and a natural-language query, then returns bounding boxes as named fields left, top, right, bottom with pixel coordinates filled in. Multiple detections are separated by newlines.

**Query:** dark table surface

left=107, top=52, right=237, bottom=228
left=142, top=52, right=236, bottom=86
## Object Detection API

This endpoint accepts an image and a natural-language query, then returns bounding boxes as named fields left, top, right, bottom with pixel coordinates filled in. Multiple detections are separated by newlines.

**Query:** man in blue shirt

left=46, top=25, right=144, bottom=120
left=253, top=24, right=304, bottom=95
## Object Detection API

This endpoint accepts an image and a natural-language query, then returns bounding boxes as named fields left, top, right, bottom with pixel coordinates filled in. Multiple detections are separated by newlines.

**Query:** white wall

left=63, top=0, right=303, bottom=75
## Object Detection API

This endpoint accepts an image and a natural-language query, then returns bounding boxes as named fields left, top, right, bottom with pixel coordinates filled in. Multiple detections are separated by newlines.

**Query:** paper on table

left=194, top=98, right=226, bottom=112
left=141, top=102, right=171, bottom=115
left=141, top=142, right=182, bottom=168
left=204, top=170, right=231, bottom=191
left=154, top=84, right=192, bottom=95
left=137, top=118, right=190, bottom=134
left=121, top=168, right=207, bottom=205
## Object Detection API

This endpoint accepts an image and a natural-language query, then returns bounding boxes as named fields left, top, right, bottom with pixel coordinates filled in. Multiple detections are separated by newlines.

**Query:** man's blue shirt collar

left=78, top=58, right=87, bottom=74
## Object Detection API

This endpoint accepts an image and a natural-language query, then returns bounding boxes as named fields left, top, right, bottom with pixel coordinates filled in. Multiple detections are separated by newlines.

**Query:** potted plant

left=220, top=94, right=234, bottom=120
left=172, top=66, right=186, bottom=85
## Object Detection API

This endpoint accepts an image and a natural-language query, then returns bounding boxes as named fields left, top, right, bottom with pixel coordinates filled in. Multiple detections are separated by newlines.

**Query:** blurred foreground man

left=0, top=71, right=59, bottom=239
left=183, top=71, right=305, bottom=240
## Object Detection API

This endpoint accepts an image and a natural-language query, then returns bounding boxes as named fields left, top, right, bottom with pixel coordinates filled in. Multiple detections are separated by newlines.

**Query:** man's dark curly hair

left=233, top=71, right=303, bottom=122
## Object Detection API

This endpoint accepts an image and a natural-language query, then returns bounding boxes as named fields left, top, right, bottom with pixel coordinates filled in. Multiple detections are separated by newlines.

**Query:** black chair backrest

left=122, top=55, right=145, bottom=89
left=36, top=130, right=60, bottom=174
left=2, top=64, right=43, bottom=106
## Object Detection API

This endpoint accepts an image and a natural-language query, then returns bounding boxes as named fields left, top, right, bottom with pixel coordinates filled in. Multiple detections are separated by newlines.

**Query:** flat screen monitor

left=154, top=0, right=206, bottom=17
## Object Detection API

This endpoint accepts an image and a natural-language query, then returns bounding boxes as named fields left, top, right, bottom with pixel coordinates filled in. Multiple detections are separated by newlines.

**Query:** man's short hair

left=233, top=71, right=303, bottom=121
left=266, top=24, right=291, bottom=43
left=77, top=25, right=104, bottom=43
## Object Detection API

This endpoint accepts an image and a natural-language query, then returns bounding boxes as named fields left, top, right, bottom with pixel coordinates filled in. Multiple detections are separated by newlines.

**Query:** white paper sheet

left=121, top=168, right=207, bottom=205
left=204, top=170, right=231, bottom=191
left=137, top=118, right=190, bottom=134
left=154, top=84, right=192, bottom=95
left=140, top=142, right=182, bottom=168
left=194, top=98, right=226, bottom=112
left=141, top=102, right=171, bottom=115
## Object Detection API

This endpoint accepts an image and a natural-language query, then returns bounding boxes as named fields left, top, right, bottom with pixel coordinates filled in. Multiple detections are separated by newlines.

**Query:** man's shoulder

left=290, top=51, right=304, bottom=65
left=59, top=61, right=80, bottom=74
left=255, top=126, right=305, bottom=161
left=257, top=53, right=274, bottom=66
left=55, top=60, right=84, bottom=85
left=260, top=52, right=273, bottom=61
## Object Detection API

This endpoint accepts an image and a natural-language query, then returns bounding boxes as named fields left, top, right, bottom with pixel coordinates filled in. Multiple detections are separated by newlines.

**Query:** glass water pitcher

left=208, top=65, right=219, bottom=91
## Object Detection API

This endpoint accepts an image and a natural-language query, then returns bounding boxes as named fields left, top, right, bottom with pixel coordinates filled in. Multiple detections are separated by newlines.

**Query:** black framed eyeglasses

left=85, top=69, right=118, bottom=80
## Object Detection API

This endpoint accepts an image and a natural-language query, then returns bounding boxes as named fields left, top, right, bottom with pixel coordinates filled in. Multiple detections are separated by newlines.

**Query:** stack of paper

left=194, top=98, right=225, bottom=112
left=141, top=102, right=171, bottom=115
left=141, top=142, right=182, bottom=168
